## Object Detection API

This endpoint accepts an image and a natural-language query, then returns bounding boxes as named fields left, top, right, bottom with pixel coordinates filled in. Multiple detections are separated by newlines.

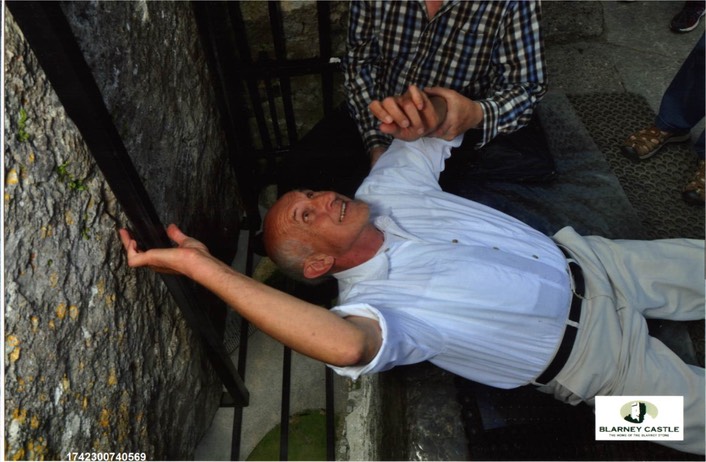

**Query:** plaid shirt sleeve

left=342, top=0, right=393, bottom=154
left=475, top=1, right=547, bottom=146
left=342, top=1, right=546, bottom=151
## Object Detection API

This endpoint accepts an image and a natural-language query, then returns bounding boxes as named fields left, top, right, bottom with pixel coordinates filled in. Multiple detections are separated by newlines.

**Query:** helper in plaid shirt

left=343, top=0, right=546, bottom=164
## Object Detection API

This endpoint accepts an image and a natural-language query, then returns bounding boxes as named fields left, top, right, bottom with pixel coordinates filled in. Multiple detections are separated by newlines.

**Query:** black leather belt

left=534, top=247, right=585, bottom=386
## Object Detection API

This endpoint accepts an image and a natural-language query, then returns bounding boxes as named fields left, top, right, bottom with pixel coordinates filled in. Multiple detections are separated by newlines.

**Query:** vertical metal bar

left=7, top=0, right=249, bottom=406
left=269, top=1, right=298, bottom=146
left=325, top=366, right=335, bottom=461
left=317, top=1, right=335, bottom=116
left=231, top=224, right=258, bottom=460
left=231, top=407, right=245, bottom=461
left=231, top=316, right=250, bottom=461
left=227, top=2, right=274, bottom=153
left=280, top=346, right=292, bottom=461
left=192, top=2, right=261, bottom=226
left=261, top=55, right=284, bottom=148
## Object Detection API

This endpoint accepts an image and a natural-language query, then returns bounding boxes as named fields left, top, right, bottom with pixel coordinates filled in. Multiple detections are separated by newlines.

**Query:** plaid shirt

left=343, top=0, right=547, bottom=153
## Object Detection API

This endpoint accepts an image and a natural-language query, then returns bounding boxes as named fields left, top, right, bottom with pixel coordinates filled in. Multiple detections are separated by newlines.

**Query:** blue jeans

left=656, top=33, right=705, bottom=160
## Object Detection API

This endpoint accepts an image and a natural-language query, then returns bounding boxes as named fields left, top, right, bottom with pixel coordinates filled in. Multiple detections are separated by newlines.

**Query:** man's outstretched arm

left=119, top=225, right=382, bottom=367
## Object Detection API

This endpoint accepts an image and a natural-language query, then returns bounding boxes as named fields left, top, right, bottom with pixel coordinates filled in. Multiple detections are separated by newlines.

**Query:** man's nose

left=312, top=191, right=335, bottom=208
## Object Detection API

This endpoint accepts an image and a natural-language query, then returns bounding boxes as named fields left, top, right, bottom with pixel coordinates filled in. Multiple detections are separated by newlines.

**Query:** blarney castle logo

left=595, top=396, right=684, bottom=442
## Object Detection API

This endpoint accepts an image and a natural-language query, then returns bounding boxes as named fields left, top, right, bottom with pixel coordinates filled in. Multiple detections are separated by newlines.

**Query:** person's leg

left=655, top=33, right=704, bottom=202
left=696, top=129, right=705, bottom=160
left=545, top=228, right=705, bottom=455
left=656, top=33, right=705, bottom=134
left=575, top=234, right=705, bottom=454
left=550, top=306, right=705, bottom=455
left=583, top=235, right=705, bottom=320
left=615, top=324, right=705, bottom=455
left=670, top=1, right=706, bottom=33
left=682, top=129, right=705, bottom=204
left=621, top=33, right=704, bottom=161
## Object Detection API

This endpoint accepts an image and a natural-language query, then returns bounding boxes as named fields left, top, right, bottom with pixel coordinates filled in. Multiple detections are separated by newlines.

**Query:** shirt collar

left=333, top=215, right=413, bottom=289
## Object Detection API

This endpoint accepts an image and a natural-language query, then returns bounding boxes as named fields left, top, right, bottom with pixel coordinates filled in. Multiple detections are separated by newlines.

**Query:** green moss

left=56, top=162, right=87, bottom=191
left=247, top=409, right=327, bottom=461
left=17, top=108, right=30, bottom=142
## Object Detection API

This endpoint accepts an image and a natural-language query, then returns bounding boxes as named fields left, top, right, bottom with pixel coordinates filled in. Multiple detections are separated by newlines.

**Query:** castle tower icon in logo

left=623, top=401, right=657, bottom=424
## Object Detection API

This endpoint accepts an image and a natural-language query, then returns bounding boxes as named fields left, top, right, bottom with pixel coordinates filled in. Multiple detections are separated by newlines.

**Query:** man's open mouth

left=339, top=201, right=347, bottom=222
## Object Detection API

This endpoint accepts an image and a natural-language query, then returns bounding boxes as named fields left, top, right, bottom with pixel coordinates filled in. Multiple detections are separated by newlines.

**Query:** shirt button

left=532, top=255, right=539, bottom=259
left=451, top=239, right=458, bottom=244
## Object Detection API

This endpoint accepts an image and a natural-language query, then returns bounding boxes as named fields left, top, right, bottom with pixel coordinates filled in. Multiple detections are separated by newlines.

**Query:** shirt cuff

left=363, top=131, right=393, bottom=155
left=327, top=304, right=388, bottom=380
left=476, top=99, right=500, bottom=147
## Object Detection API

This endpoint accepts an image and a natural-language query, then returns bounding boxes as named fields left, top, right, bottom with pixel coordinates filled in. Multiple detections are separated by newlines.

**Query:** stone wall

left=4, top=2, right=241, bottom=459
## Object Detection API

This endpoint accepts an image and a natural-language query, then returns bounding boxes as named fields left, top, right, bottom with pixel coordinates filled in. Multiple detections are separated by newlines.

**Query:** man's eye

left=306, top=191, right=314, bottom=198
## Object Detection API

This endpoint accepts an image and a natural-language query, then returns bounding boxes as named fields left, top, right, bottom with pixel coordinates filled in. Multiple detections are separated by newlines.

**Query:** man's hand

left=119, top=224, right=216, bottom=278
left=423, top=87, right=484, bottom=140
left=368, top=85, right=447, bottom=142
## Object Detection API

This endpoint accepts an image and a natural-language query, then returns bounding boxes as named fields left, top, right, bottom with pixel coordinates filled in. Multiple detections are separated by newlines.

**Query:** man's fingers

left=380, top=97, right=410, bottom=128
left=378, top=122, right=400, bottom=136
left=118, top=228, right=132, bottom=249
left=368, top=100, right=393, bottom=124
left=118, top=228, right=152, bottom=268
left=166, top=224, right=189, bottom=246
left=118, top=228, right=141, bottom=257
left=399, top=98, right=423, bottom=131
left=408, top=85, right=426, bottom=110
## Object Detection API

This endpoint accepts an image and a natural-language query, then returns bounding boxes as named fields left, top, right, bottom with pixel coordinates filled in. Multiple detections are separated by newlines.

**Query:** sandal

left=682, top=160, right=705, bottom=205
left=621, top=126, right=690, bottom=162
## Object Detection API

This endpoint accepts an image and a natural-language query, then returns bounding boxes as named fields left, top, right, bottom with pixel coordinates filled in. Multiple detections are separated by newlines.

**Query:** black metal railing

left=192, top=2, right=340, bottom=459
left=193, top=2, right=339, bottom=459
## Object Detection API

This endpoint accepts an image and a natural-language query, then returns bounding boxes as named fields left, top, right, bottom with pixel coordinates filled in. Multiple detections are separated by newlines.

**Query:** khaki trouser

left=540, top=227, right=705, bottom=455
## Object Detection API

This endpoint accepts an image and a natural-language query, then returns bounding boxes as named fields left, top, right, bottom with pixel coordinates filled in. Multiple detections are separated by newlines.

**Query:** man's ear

left=303, top=253, right=335, bottom=279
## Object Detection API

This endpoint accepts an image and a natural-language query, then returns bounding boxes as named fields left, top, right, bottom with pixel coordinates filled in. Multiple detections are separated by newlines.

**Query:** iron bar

left=325, top=367, right=335, bottom=460
left=261, top=55, right=285, bottom=167
left=317, top=2, right=336, bottom=116
left=268, top=1, right=298, bottom=146
left=193, top=1, right=269, bottom=214
left=227, top=2, right=275, bottom=155
left=280, top=346, right=292, bottom=461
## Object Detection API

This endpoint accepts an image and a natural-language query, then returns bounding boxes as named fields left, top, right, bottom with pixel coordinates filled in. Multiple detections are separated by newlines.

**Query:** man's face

left=264, top=189, right=372, bottom=258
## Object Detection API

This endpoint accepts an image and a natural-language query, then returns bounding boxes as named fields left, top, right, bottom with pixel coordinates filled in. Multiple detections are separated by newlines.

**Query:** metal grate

left=568, top=92, right=705, bottom=240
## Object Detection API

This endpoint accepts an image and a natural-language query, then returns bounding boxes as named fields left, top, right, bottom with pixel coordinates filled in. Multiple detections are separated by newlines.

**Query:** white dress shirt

left=328, top=136, right=572, bottom=388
